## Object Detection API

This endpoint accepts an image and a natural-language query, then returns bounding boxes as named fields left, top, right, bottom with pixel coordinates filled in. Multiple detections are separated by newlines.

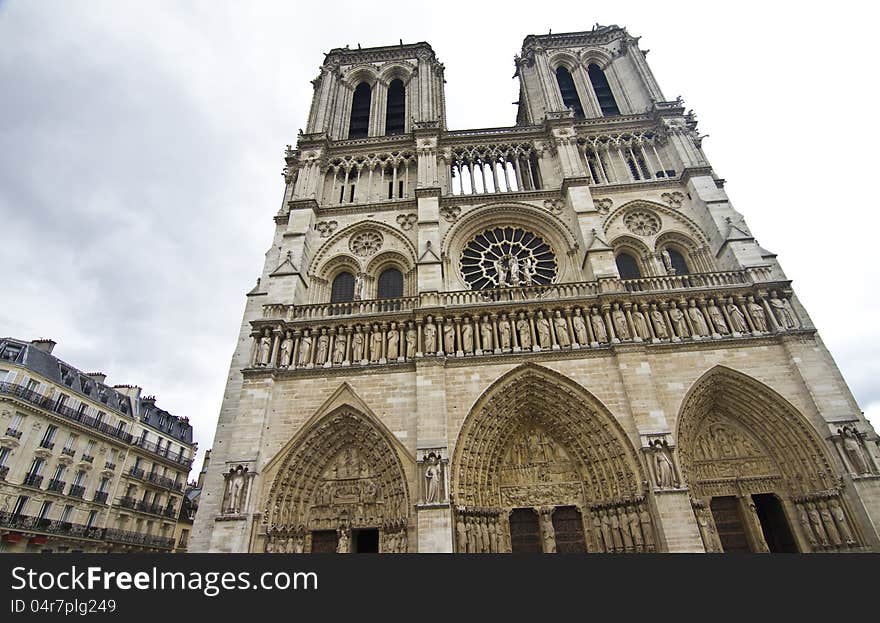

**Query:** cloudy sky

left=1, top=1, right=877, bottom=477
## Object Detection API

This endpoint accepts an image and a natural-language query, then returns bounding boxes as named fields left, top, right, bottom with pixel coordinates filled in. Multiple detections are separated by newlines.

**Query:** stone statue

left=553, top=310, right=570, bottom=347
left=688, top=300, right=709, bottom=336
left=424, top=454, right=441, bottom=503
left=612, top=303, right=629, bottom=340
left=707, top=300, right=729, bottom=335
left=628, top=508, right=643, bottom=549
left=660, top=248, right=674, bottom=274
left=841, top=427, right=872, bottom=475
left=797, top=504, right=817, bottom=547
left=336, top=526, right=350, bottom=553
left=769, top=290, right=797, bottom=329
left=443, top=320, right=455, bottom=353
left=370, top=325, right=383, bottom=362
left=487, top=520, right=498, bottom=553
left=668, top=304, right=688, bottom=337
left=727, top=299, right=748, bottom=333
left=405, top=323, right=417, bottom=358
left=652, top=442, right=677, bottom=488
left=387, top=323, right=399, bottom=359
left=600, top=510, right=613, bottom=552
left=462, top=319, right=474, bottom=353
left=315, top=329, right=329, bottom=365
left=499, top=315, right=511, bottom=350
left=819, top=501, right=842, bottom=546
left=333, top=333, right=346, bottom=364
left=538, top=509, right=556, bottom=553
left=279, top=331, right=294, bottom=367
left=829, top=498, right=856, bottom=545
left=516, top=313, right=531, bottom=349
left=522, top=257, right=536, bottom=285
left=353, top=273, right=364, bottom=300
left=493, top=258, right=507, bottom=287
left=632, top=309, right=650, bottom=340
left=456, top=517, right=468, bottom=553
left=479, top=517, right=490, bottom=553
left=693, top=504, right=719, bottom=552
left=298, top=330, right=313, bottom=366
left=590, top=308, right=607, bottom=343
left=535, top=311, right=551, bottom=348
left=572, top=308, right=589, bottom=345
left=807, top=503, right=829, bottom=546
left=480, top=318, right=493, bottom=350
left=258, top=329, right=272, bottom=366
left=650, top=304, right=668, bottom=339
left=424, top=319, right=437, bottom=353
left=508, top=255, right=520, bottom=286
left=224, top=465, right=248, bottom=514
left=639, top=508, right=655, bottom=550
left=747, top=296, right=767, bottom=332
left=352, top=329, right=365, bottom=361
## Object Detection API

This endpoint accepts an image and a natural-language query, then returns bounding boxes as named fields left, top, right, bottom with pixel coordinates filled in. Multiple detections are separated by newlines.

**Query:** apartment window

left=62, top=434, right=76, bottom=451
left=85, top=510, right=98, bottom=529
left=38, top=500, right=52, bottom=520
left=9, top=413, right=24, bottom=430
left=72, top=470, right=86, bottom=487
left=178, top=529, right=189, bottom=548
left=97, top=477, right=109, bottom=493
left=60, top=505, right=74, bottom=523
left=11, top=495, right=29, bottom=517
left=41, top=425, right=58, bottom=445
left=76, top=403, right=88, bottom=416
left=26, top=379, right=40, bottom=393
left=84, top=439, right=95, bottom=456
left=95, top=411, right=105, bottom=426
left=51, top=465, right=65, bottom=481
left=55, top=394, right=68, bottom=409
left=28, top=457, right=46, bottom=477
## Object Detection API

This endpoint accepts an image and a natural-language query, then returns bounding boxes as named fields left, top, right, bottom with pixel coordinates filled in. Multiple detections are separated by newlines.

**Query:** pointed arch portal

left=451, top=364, right=656, bottom=553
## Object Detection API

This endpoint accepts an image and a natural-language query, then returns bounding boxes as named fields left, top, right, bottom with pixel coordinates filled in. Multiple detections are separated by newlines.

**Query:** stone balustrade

left=248, top=284, right=805, bottom=372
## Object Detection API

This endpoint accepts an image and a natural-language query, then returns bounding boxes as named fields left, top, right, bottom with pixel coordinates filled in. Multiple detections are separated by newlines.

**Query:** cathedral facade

left=190, top=26, right=880, bottom=553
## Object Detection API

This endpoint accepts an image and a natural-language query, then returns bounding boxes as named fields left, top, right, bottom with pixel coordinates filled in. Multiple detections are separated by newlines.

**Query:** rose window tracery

left=460, top=227, right=557, bottom=290
left=349, top=230, right=383, bottom=257
left=623, top=210, right=661, bottom=236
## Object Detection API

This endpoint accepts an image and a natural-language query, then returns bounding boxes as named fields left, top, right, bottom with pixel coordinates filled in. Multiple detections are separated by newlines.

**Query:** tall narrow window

left=588, top=64, right=620, bottom=116
left=348, top=82, right=372, bottom=139
left=665, top=248, right=690, bottom=275
left=555, top=67, right=584, bottom=118
left=330, top=272, right=356, bottom=303
left=616, top=253, right=641, bottom=280
left=377, top=268, right=403, bottom=299
left=385, top=79, right=405, bottom=135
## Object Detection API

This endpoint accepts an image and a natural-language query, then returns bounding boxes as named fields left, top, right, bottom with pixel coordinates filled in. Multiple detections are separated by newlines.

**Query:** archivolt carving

left=452, top=364, right=647, bottom=508
left=603, top=200, right=709, bottom=248
left=308, top=220, right=417, bottom=283
left=262, top=406, right=411, bottom=536
left=676, top=366, right=838, bottom=499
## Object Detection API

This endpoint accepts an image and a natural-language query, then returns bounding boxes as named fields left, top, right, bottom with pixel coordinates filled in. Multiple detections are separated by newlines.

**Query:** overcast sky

left=1, top=1, right=877, bottom=478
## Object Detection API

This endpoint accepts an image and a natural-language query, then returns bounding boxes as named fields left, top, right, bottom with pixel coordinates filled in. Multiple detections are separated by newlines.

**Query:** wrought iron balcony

left=60, top=447, right=76, bottom=457
left=93, top=491, right=109, bottom=504
left=38, top=439, right=55, bottom=450
left=135, top=500, right=164, bottom=516
left=0, top=512, right=173, bottom=550
left=68, top=484, right=86, bottom=499
left=128, top=466, right=145, bottom=479
left=22, top=473, right=43, bottom=488
left=5, top=427, right=22, bottom=439
left=46, top=478, right=66, bottom=493
left=118, top=496, right=136, bottom=509
left=131, top=437, right=192, bottom=468
left=103, top=527, right=174, bottom=550
left=104, top=461, right=116, bottom=470
left=0, top=466, right=9, bottom=480
left=0, top=382, right=134, bottom=444
left=81, top=454, right=94, bottom=464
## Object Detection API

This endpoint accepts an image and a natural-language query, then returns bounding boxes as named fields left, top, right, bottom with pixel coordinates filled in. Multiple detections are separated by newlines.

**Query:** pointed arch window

left=616, top=252, right=641, bottom=280
left=377, top=268, right=403, bottom=299
left=330, top=272, right=356, bottom=303
left=587, top=64, right=620, bottom=116
left=555, top=66, right=584, bottom=118
left=348, top=82, right=372, bottom=139
left=385, top=79, right=405, bottom=135
left=666, top=248, right=690, bottom=275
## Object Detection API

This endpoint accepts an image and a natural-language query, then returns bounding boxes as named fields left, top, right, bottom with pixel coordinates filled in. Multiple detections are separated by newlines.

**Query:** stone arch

left=547, top=50, right=580, bottom=72
left=365, top=250, right=416, bottom=298
left=451, top=363, right=655, bottom=552
left=310, top=253, right=361, bottom=304
left=261, top=384, right=413, bottom=552
left=604, top=199, right=709, bottom=247
left=341, top=64, right=380, bottom=89
left=610, top=234, right=652, bottom=278
left=676, top=366, right=860, bottom=551
left=441, top=202, right=580, bottom=290
left=378, top=61, right=416, bottom=86
left=577, top=47, right=614, bottom=70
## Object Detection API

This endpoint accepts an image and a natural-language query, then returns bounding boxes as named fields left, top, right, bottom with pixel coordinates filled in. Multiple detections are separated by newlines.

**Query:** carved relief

left=396, top=213, right=417, bottom=231
left=440, top=205, right=461, bottom=222
left=349, top=230, right=384, bottom=257
left=660, top=191, right=684, bottom=208
left=623, top=210, right=661, bottom=236
left=594, top=197, right=613, bottom=214
left=316, top=220, right=338, bottom=237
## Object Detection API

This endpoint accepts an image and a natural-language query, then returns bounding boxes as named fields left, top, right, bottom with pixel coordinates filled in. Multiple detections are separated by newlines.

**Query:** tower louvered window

left=385, top=79, right=405, bottom=135
left=348, top=82, right=372, bottom=139
left=588, top=64, right=620, bottom=116
left=555, top=67, right=584, bottom=118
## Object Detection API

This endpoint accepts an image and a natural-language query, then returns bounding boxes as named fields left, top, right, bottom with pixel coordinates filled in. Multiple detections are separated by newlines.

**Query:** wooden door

left=552, top=506, right=586, bottom=553
left=509, top=508, right=541, bottom=553
left=710, top=496, right=751, bottom=553
left=310, top=530, right=339, bottom=553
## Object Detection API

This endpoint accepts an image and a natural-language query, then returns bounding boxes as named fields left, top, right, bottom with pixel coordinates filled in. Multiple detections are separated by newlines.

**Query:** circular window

left=460, top=227, right=557, bottom=290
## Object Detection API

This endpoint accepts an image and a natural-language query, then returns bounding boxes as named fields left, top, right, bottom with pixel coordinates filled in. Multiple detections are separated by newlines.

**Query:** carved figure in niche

left=619, top=507, right=633, bottom=550
left=405, top=323, right=417, bottom=358
left=840, top=427, right=872, bottom=475
left=539, top=509, right=557, bottom=553
left=553, top=310, right=570, bottom=347
left=522, top=257, right=536, bottom=285
left=639, top=508, right=655, bottom=550
left=443, top=319, right=455, bottom=353
left=612, top=303, right=630, bottom=340
left=424, top=453, right=442, bottom=504
left=707, top=299, right=729, bottom=335
left=535, top=311, right=551, bottom=348
left=591, top=308, right=608, bottom=343
left=807, top=503, right=829, bottom=546
left=461, top=319, right=474, bottom=353
left=818, top=501, right=842, bottom=546
left=480, top=317, right=493, bottom=350
left=572, top=308, right=588, bottom=345
left=387, top=322, right=399, bottom=360
left=651, top=441, right=678, bottom=488
left=353, top=274, right=364, bottom=300
left=727, top=299, right=748, bottom=333
left=650, top=304, right=668, bottom=339
left=473, top=517, right=485, bottom=552
left=797, top=504, right=817, bottom=547
left=279, top=331, right=294, bottom=368
left=632, top=309, right=650, bottom=340
left=668, top=303, right=689, bottom=337
left=660, top=248, right=674, bottom=274
left=352, top=328, right=365, bottom=361
left=592, top=513, right=606, bottom=552
left=424, top=318, right=437, bottom=353
left=336, top=526, right=351, bottom=553
left=370, top=324, right=383, bottom=362
left=609, top=509, right=623, bottom=551
left=747, top=296, right=767, bottom=332
left=316, top=329, right=329, bottom=365
left=499, top=315, right=511, bottom=350
left=769, top=290, right=798, bottom=329
left=257, top=329, right=272, bottom=366
left=628, top=508, right=643, bottom=548
left=508, top=255, right=521, bottom=286
left=223, top=465, right=249, bottom=514
left=298, top=330, right=313, bottom=366
left=480, top=517, right=491, bottom=552
left=333, top=333, right=347, bottom=364
left=487, top=520, right=497, bottom=553
left=693, top=504, right=719, bottom=552
left=456, top=517, right=468, bottom=552
left=494, top=258, right=508, bottom=287
left=265, top=536, right=276, bottom=553
left=516, top=312, right=532, bottom=349
left=829, top=498, right=856, bottom=545
left=688, top=300, right=709, bottom=336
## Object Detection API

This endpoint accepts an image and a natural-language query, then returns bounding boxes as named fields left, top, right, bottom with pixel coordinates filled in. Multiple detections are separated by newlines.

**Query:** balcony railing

left=135, top=500, right=165, bottom=516
left=81, top=454, right=94, bottom=464
left=0, top=512, right=173, bottom=550
left=131, top=437, right=192, bottom=468
left=0, top=466, right=9, bottom=480
left=93, top=491, right=109, bottom=504
left=38, top=439, right=55, bottom=450
left=46, top=478, right=66, bottom=493
left=0, top=382, right=134, bottom=444
left=118, top=496, right=136, bottom=509
left=22, top=473, right=43, bottom=488
left=68, top=484, right=86, bottom=499
left=61, top=447, right=75, bottom=457
left=4, top=427, right=22, bottom=439
left=104, top=461, right=116, bottom=471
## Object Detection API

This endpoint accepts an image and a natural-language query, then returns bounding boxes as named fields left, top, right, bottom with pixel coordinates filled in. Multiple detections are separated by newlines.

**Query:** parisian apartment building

left=190, top=25, right=880, bottom=553
left=0, top=337, right=196, bottom=552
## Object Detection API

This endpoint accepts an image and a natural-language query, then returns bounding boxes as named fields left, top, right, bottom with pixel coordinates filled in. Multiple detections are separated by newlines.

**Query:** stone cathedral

left=190, top=26, right=880, bottom=553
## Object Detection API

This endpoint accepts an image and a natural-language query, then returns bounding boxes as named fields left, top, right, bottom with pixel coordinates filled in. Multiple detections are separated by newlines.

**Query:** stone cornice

left=438, top=189, right=558, bottom=207
left=313, top=198, right=418, bottom=216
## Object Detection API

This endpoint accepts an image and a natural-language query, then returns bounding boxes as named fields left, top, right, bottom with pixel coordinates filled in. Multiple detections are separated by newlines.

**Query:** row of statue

left=589, top=503, right=656, bottom=553
left=455, top=510, right=509, bottom=553
left=834, top=426, right=877, bottom=477
left=252, top=291, right=801, bottom=368
left=493, top=254, right=538, bottom=288
left=796, top=497, right=858, bottom=549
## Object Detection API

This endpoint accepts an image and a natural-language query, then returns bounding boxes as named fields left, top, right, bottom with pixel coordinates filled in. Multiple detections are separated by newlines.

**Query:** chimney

left=30, top=339, right=56, bottom=354
left=86, top=372, right=107, bottom=385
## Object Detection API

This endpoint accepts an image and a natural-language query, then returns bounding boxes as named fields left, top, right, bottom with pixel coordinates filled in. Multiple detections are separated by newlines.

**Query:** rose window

left=460, top=227, right=557, bottom=290
left=349, top=230, right=383, bottom=257
left=623, top=210, right=661, bottom=236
